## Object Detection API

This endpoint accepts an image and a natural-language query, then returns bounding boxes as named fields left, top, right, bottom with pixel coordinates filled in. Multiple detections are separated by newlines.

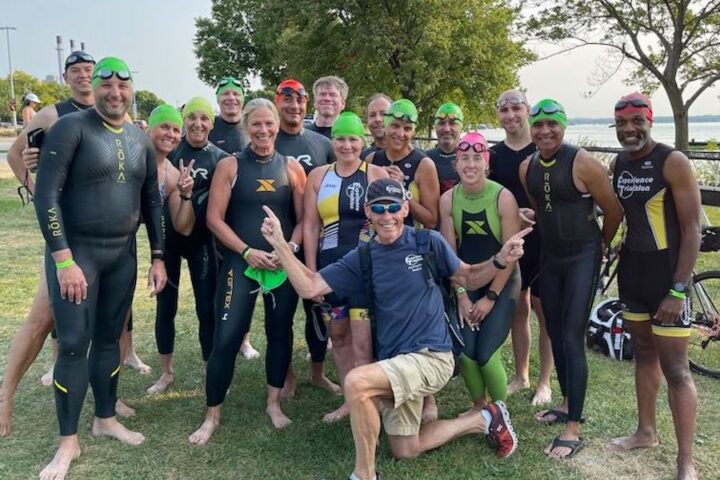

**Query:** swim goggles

left=614, top=98, right=651, bottom=110
left=496, top=96, right=526, bottom=108
left=93, top=69, right=132, bottom=82
left=385, top=111, right=418, bottom=124
left=529, top=103, right=565, bottom=117
left=65, top=52, right=95, bottom=69
left=369, top=203, right=403, bottom=214
left=457, top=142, right=489, bottom=153
left=434, top=112, right=461, bottom=122
left=276, top=86, right=308, bottom=97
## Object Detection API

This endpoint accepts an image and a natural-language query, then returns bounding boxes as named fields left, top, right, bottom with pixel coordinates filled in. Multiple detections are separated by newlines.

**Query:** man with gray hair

left=307, top=76, right=349, bottom=138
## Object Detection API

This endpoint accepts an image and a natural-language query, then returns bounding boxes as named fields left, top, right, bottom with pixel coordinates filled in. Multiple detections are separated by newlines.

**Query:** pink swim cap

left=456, top=131, right=490, bottom=168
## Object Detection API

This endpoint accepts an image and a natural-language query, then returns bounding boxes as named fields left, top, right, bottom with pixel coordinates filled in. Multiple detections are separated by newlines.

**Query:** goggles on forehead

left=615, top=98, right=651, bottom=110
left=529, top=103, right=564, bottom=117
left=276, top=86, right=308, bottom=97
left=65, top=52, right=95, bottom=69
left=458, top=141, right=488, bottom=153
left=93, top=69, right=132, bottom=82
left=385, top=111, right=418, bottom=124
left=434, top=112, right=461, bottom=122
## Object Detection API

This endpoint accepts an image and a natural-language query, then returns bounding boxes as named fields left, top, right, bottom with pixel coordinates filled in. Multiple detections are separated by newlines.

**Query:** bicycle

left=595, top=224, right=720, bottom=378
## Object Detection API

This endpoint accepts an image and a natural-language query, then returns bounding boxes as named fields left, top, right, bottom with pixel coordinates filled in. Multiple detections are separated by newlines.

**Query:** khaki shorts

left=377, top=350, right=454, bottom=436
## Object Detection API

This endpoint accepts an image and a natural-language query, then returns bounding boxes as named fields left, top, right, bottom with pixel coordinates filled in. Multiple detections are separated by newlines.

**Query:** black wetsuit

left=208, top=116, right=248, bottom=157
left=426, top=146, right=459, bottom=195
left=34, top=109, right=163, bottom=436
left=360, top=142, right=381, bottom=161
left=306, top=122, right=332, bottom=139
left=155, top=139, right=228, bottom=361
left=526, top=144, right=601, bottom=423
left=489, top=141, right=541, bottom=294
left=371, top=148, right=426, bottom=227
left=275, top=128, right=334, bottom=364
left=207, top=147, right=298, bottom=405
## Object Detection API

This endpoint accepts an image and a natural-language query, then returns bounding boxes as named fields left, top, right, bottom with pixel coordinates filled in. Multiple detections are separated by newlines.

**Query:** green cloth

left=182, top=96, right=214, bottom=120
left=434, top=102, right=464, bottom=123
left=148, top=104, right=183, bottom=130
left=216, top=77, right=245, bottom=99
left=332, top=111, right=366, bottom=138
left=529, top=98, right=567, bottom=129
left=460, top=350, right=507, bottom=402
left=243, top=266, right=288, bottom=293
left=91, top=56, right=132, bottom=88
left=384, top=98, right=418, bottom=125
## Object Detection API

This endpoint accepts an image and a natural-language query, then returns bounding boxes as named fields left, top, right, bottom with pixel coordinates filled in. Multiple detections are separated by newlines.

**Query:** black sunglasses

left=65, top=52, right=95, bottom=69
left=458, top=142, right=488, bottom=153
left=276, top=86, right=308, bottom=97
left=615, top=98, right=650, bottom=110
left=93, top=69, right=132, bottom=82
left=496, top=96, right=526, bottom=108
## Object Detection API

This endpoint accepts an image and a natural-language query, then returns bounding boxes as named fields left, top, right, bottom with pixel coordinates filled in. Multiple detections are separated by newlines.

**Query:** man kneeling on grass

left=260, top=178, right=530, bottom=480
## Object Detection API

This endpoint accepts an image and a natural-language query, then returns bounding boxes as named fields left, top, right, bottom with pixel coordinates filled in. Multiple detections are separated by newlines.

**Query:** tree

left=194, top=0, right=533, bottom=128
left=1, top=71, right=70, bottom=121
left=134, top=90, right=165, bottom=120
left=525, top=0, right=720, bottom=150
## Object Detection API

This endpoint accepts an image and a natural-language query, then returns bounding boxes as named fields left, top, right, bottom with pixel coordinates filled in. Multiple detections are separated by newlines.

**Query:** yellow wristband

left=669, top=289, right=686, bottom=300
left=55, top=258, right=75, bottom=270
left=242, top=247, right=252, bottom=260
left=455, top=286, right=467, bottom=295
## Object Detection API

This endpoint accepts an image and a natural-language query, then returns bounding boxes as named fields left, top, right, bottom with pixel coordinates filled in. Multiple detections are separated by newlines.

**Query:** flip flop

left=537, top=409, right=586, bottom=425
left=547, top=436, right=585, bottom=459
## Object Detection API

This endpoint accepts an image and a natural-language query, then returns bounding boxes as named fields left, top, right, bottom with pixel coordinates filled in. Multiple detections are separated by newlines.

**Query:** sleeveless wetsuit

left=426, top=146, right=459, bottom=195
left=372, top=148, right=426, bottom=227
left=155, top=139, right=228, bottom=361
left=34, top=109, right=163, bottom=436
left=526, top=143, right=602, bottom=423
left=489, top=141, right=541, bottom=293
left=209, top=116, right=248, bottom=157
left=452, top=181, right=520, bottom=402
left=206, top=147, right=298, bottom=404
left=613, top=143, right=689, bottom=336
left=316, top=162, right=372, bottom=310
left=275, top=128, right=334, bottom=363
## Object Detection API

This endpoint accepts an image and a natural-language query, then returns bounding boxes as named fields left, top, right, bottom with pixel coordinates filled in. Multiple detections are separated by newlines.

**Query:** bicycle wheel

left=688, top=270, right=720, bottom=378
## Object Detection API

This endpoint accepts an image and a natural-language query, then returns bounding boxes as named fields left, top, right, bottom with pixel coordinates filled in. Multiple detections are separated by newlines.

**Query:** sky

left=3, top=1, right=720, bottom=118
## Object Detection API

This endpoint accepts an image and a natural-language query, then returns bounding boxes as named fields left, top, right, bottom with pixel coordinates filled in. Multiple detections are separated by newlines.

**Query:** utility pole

left=131, top=70, right=138, bottom=119
left=56, top=35, right=64, bottom=84
left=1, top=26, right=17, bottom=130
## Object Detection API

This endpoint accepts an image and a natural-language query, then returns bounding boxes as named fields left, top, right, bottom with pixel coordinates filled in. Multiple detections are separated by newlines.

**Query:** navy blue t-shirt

left=320, top=227, right=460, bottom=360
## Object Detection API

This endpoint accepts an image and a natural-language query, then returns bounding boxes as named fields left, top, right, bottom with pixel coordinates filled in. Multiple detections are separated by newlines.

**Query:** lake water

left=481, top=122, right=720, bottom=148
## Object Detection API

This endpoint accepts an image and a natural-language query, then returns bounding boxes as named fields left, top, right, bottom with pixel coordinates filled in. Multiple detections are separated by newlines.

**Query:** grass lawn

left=0, top=175, right=719, bottom=480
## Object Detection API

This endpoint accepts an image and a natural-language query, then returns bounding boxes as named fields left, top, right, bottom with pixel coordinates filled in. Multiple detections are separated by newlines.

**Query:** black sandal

left=548, top=436, right=585, bottom=459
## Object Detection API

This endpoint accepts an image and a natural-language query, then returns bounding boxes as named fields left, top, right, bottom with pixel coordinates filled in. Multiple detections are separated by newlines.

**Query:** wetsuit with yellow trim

left=371, top=148, right=425, bottom=227
left=34, top=109, right=163, bottom=436
left=613, top=143, right=690, bottom=337
left=452, top=180, right=520, bottom=402
left=526, top=143, right=602, bottom=424
left=316, top=162, right=372, bottom=316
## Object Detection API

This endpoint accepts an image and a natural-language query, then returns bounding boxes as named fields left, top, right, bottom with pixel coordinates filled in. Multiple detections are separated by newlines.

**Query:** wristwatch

left=486, top=289, right=499, bottom=301
left=671, top=281, right=688, bottom=293
left=288, top=241, right=300, bottom=253
left=492, top=255, right=507, bottom=270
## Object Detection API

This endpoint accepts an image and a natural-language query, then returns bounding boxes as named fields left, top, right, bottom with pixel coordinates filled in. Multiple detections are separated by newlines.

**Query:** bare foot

left=310, top=375, right=341, bottom=396
left=421, top=396, right=438, bottom=424
left=531, top=384, right=553, bottom=406
left=281, top=371, right=297, bottom=399
left=677, top=462, right=698, bottom=480
left=147, top=373, right=174, bottom=394
left=266, top=404, right=292, bottom=429
left=0, top=386, right=13, bottom=437
left=322, top=403, right=349, bottom=423
left=39, top=441, right=81, bottom=480
left=507, top=378, right=530, bottom=395
left=188, top=418, right=220, bottom=445
left=40, top=366, right=54, bottom=387
left=607, top=431, right=659, bottom=451
left=240, top=342, right=260, bottom=360
left=124, top=352, right=152, bottom=375
left=115, top=400, right=136, bottom=418
left=91, top=417, right=145, bottom=446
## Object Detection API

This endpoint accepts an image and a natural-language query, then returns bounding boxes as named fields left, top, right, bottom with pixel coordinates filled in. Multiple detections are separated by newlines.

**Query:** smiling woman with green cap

left=303, top=111, right=389, bottom=423
left=189, top=98, right=306, bottom=444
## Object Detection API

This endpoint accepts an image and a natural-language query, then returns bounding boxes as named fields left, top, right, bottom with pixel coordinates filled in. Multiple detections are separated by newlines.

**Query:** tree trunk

left=666, top=86, right=689, bottom=150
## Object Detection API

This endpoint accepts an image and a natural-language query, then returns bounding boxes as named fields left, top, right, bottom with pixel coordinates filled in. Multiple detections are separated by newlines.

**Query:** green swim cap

left=528, top=98, right=567, bottom=129
left=182, top=97, right=214, bottom=121
left=148, top=104, right=183, bottom=130
left=384, top=98, right=418, bottom=125
left=332, top=111, right=366, bottom=138
left=244, top=266, right=288, bottom=294
left=215, top=76, right=245, bottom=100
left=91, top=56, right=132, bottom=88
left=434, top=102, right=463, bottom=123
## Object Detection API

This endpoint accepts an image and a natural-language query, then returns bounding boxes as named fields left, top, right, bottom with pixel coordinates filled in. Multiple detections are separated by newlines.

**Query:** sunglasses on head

left=529, top=103, right=564, bottom=117
left=65, top=53, right=95, bottom=69
left=435, top=112, right=461, bottom=122
left=496, top=96, right=526, bottom=108
left=94, top=69, right=132, bottom=82
left=216, top=78, right=243, bottom=89
left=369, top=203, right=403, bottom=214
left=385, top=111, right=418, bottom=124
left=276, top=86, right=308, bottom=97
left=457, top=142, right=488, bottom=153
left=615, top=98, right=650, bottom=110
